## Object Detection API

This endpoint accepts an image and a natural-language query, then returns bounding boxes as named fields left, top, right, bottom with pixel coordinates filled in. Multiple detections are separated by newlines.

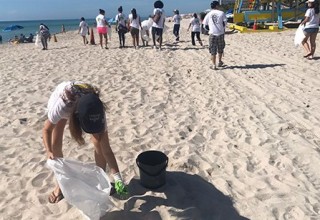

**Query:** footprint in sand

left=283, top=206, right=305, bottom=220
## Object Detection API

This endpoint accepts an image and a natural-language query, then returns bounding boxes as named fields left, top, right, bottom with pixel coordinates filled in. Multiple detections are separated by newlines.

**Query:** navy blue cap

left=77, top=94, right=105, bottom=134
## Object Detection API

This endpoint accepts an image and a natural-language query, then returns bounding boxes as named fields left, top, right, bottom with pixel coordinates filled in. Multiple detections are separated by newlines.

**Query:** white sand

left=0, top=19, right=320, bottom=220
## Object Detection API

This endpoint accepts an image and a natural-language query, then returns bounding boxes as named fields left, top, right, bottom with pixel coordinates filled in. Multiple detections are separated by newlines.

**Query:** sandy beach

left=1, top=18, right=320, bottom=220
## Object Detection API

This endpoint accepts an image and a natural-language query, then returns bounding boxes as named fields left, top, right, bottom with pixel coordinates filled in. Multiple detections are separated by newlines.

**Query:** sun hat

left=77, top=93, right=105, bottom=134
left=154, top=1, right=164, bottom=9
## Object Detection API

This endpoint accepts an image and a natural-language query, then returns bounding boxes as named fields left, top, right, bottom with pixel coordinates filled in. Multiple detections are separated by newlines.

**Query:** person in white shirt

left=96, top=9, right=109, bottom=49
left=128, top=8, right=142, bottom=49
left=43, top=81, right=128, bottom=203
left=173, top=9, right=181, bottom=41
left=39, top=23, right=50, bottom=50
left=141, top=17, right=153, bottom=46
left=152, top=0, right=166, bottom=50
left=187, top=13, right=203, bottom=46
left=203, top=1, right=227, bottom=70
left=115, top=6, right=127, bottom=48
left=78, top=17, right=89, bottom=45
left=300, top=0, right=319, bottom=59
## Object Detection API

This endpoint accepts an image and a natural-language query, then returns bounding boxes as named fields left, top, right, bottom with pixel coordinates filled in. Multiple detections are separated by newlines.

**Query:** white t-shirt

left=115, top=13, right=126, bottom=26
left=128, top=14, right=140, bottom=29
left=190, top=17, right=201, bottom=32
left=47, top=81, right=74, bottom=124
left=47, top=81, right=108, bottom=131
left=79, top=21, right=88, bottom=36
left=305, top=8, right=320, bottom=29
left=173, top=14, right=181, bottom=25
left=152, top=8, right=166, bottom=29
left=96, top=14, right=106, bottom=27
left=203, top=9, right=227, bottom=36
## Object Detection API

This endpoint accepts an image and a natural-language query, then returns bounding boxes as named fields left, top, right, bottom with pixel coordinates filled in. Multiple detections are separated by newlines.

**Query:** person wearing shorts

left=128, top=8, right=141, bottom=49
left=203, top=1, right=227, bottom=70
left=300, top=0, right=319, bottom=60
left=43, top=81, right=128, bottom=203
left=152, top=1, right=166, bottom=50
left=96, top=9, right=108, bottom=49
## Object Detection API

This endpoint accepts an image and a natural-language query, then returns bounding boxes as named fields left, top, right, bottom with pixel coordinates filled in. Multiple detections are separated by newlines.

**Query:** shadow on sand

left=102, top=171, right=249, bottom=220
left=223, top=63, right=285, bottom=69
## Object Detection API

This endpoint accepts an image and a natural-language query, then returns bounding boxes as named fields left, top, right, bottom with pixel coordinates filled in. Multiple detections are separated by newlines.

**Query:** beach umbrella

left=2, top=24, right=24, bottom=32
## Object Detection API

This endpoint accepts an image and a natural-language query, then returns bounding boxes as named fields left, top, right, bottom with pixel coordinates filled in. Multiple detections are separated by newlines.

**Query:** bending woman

left=39, top=23, right=50, bottom=50
left=42, top=81, right=127, bottom=203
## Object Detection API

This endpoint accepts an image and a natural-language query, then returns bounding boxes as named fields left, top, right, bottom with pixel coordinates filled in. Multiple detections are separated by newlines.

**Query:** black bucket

left=136, top=150, right=168, bottom=189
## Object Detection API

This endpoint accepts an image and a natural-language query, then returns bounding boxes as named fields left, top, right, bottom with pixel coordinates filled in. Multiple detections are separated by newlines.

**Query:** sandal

left=218, top=61, right=224, bottom=67
left=48, top=191, right=64, bottom=203
left=303, top=53, right=311, bottom=58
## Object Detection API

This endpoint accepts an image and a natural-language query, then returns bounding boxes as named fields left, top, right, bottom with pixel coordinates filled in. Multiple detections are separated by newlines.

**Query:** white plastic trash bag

left=47, top=158, right=114, bottom=220
left=294, top=25, right=305, bottom=47
left=35, top=34, right=41, bottom=47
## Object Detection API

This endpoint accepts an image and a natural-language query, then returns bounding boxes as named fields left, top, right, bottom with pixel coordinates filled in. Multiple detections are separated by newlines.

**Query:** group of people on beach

left=88, top=1, right=167, bottom=50
left=77, top=0, right=233, bottom=69
left=8, top=33, right=34, bottom=44
left=36, top=0, right=319, bottom=67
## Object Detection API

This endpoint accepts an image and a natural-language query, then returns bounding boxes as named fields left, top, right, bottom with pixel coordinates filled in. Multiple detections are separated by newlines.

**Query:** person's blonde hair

left=69, top=86, right=103, bottom=145
left=69, top=107, right=85, bottom=145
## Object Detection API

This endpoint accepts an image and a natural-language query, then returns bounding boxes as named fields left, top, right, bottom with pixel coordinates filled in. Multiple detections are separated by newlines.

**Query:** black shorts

left=304, top=28, right=319, bottom=34
left=130, top=27, right=139, bottom=37
left=152, top=27, right=163, bottom=36
left=209, top=34, right=225, bottom=55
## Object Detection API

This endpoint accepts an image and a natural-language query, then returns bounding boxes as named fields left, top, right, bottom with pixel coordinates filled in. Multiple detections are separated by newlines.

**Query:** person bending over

left=43, top=81, right=127, bottom=203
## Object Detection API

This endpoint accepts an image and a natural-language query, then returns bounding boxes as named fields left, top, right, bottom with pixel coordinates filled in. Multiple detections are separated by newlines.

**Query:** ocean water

left=0, top=19, right=94, bottom=43
left=0, top=17, right=148, bottom=43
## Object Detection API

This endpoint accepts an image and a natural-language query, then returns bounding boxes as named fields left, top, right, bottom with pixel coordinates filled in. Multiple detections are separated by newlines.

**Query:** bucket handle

left=136, top=158, right=168, bottom=177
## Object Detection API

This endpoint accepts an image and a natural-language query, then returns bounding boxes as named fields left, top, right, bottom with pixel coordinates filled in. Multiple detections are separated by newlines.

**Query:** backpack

left=153, top=9, right=162, bottom=24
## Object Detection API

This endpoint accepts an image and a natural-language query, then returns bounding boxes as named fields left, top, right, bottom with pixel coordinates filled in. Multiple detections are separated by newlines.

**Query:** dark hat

left=211, top=1, right=220, bottom=8
left=154, top=1, right=164, bottom=9
left=77, top=93, right=105, bottom=134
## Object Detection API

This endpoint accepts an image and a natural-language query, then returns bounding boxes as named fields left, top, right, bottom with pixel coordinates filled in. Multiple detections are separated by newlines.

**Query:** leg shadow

left=223, top=63, right=285, bottom=69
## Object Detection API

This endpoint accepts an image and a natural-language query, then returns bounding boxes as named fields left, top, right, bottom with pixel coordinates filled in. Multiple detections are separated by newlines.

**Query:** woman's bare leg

left=49, top=119, right=67, bottom=202
left=302, top=34, right=311, bottom=56
left=91, top=133, right=107, bottom=171
left=309, top=33, right=318, bottom=58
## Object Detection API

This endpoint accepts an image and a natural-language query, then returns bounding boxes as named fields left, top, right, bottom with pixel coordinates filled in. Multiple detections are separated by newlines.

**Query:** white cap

left=307, top=0, right=315, bottom=3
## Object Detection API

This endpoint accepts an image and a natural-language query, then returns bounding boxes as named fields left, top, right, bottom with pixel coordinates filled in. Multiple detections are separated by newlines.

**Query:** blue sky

left=0, top=0, right=211, bottom=21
